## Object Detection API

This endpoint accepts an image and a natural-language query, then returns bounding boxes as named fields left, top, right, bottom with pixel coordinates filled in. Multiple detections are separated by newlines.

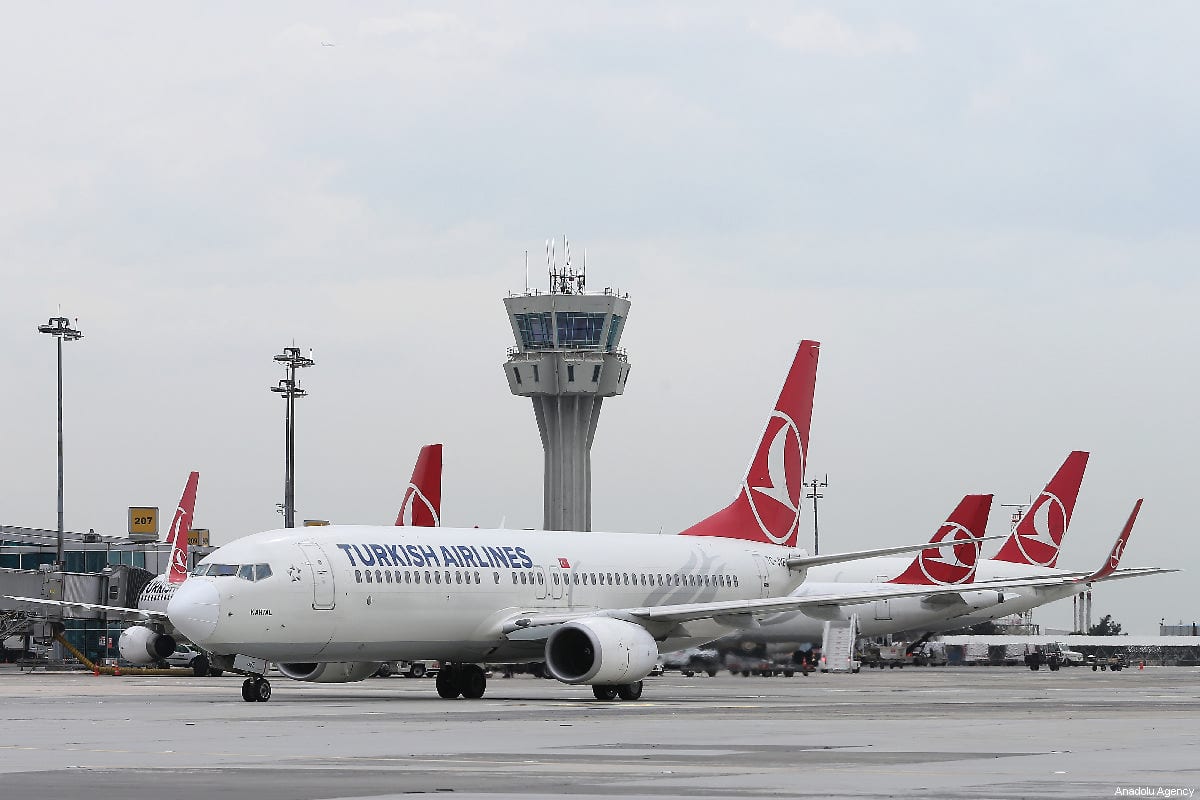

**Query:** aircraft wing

left=500, top=574, right=1073, bottom=636
left=2, top=595, right=166, bottom=622
left=786, top=534, right=1006, bottom=570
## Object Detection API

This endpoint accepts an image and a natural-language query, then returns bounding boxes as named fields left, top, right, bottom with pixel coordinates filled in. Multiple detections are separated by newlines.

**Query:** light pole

left=37, top=316, right=83, bottom=568
left=804, top=475, right=828, bottom=555
left=271, top=346, right=314, bottom=528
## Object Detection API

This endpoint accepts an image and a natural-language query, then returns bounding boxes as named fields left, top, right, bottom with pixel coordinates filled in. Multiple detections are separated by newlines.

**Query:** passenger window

left=376, top=570, right=382, bottom=583
left=444, top=571, right=451, bottom=584
left=425, top=570, right=432, bottom=583
left=733, top=576, right=739, bottom=588
left=552, top=573, right=559, bottom=585
left=456, top=572, right=462, bottom=584
left=520, top=572, right=527, bottom=585
left=434, top=571, right=441, bottom=584
left=573, top=573, right=579, bottom=585
left=512, top=572, right=518, bottom=584
left=355, top=570, right=362, bottom=583
left=366, top=571, right=373, bottom=583
left=494, top=571, right=500, bottom=584
left=237, top=564, right=255, bottom=581
left=256, top=564, right=273, bottom=581
left=405, top=571, right=412, bottom=584
left=475, top=571, right=481, bottom=583
left=386, top=571, right=393, bottom=584
left=537, top=572, right=544, bottom=585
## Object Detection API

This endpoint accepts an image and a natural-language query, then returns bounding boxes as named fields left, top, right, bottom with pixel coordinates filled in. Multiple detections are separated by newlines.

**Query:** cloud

left=750, top=9, right=917, bottom=57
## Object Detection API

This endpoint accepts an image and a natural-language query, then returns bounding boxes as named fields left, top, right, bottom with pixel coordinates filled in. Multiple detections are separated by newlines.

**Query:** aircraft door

left=534, top=567, right=548, bottom=600
left=751, top=554, right=771, bottom=598
left=548, top=565, right=564, bottom=600
left=873, top=575, right=892, bottom=620
left=298, top=542, right=336, bottom=610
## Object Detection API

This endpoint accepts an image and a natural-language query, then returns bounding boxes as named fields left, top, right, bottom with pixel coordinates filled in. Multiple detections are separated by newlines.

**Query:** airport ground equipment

left=820, top=614, right=860, bottom=673
left=502, top=248, right=631, bottom=531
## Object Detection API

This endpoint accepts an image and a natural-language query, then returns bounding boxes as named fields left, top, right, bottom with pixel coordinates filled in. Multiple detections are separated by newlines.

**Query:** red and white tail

left=888, top=494, right=993, bottom=585
left=396, top=444, right=442, bottom=527
left=1080, top=498, right=1143, bottom=582
left=680, top=340, right=819, bottom=548
left=993, top=451, right=1089, bottom=568
left=165, top=471, right=199, bottom=584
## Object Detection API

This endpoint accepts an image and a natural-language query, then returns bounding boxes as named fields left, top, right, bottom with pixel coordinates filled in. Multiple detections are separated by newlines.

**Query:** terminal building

left=1, top=524, right=213, bottom=665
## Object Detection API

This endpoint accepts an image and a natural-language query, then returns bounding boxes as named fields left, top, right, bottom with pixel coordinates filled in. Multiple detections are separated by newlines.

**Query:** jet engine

left=118, top=625, right=176, bottom=665
left=277, top=661, right=381, bottom=683
left=544, top=617, right=658, bottom=685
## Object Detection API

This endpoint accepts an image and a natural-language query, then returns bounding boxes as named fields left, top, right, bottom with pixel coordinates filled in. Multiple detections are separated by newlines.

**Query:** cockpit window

left=207, top=563, right=273, bottom=581
left=192, top=564, right=211, bottom=576
left=209, top=564, right=238, bottom=577
left=255, top=564, right=272, bottom=581
left=237, top=564, right=255, bottom=581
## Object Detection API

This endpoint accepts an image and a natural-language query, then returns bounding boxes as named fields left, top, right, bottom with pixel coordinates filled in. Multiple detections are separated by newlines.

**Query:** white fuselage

left=138, top=576, right=183, bottom=616
left=727, top=557, right=1080, bottom=644
left=168, top=526, right=806, bottom=664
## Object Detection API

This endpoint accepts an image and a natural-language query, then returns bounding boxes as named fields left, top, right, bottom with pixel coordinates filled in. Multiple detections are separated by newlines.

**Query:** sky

left=2, top=2, right=1196, bottom=634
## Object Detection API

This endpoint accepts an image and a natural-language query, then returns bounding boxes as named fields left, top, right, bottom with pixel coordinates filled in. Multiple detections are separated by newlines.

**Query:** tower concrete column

left=503, top=254, right=630, bottom=531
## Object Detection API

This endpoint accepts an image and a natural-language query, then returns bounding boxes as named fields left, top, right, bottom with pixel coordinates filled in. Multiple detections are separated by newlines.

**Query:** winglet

left=1079, top=499, right=1143, bottom=583
left=680, top=341, right=818, bottom=548
left=397, top=444, right=442, bottom=527
left=166, top=472, right=199, bottom=584
left=992, top=451, right=1089, bottom=568
left=888, top=494, right=993, bottom=586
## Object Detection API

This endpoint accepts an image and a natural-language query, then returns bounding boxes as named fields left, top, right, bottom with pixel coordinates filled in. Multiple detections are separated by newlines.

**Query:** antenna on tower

left=524, top=250, right=529, bottom=294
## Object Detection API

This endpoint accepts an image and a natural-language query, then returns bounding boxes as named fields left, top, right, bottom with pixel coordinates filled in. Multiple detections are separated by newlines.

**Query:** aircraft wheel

left=410, top=663, right=426, bottom=679
left=436, top=665, right=462, bottom=699
left=1029, top=664, right=1039, bottom=671
left=706, top=669, right=717, bottom=677
left=460, top=665, right=487, bottom=699
left=255, top=678, right=272, bottom=702
left=783, top=669, right=795, bottom=678
left=592, top=685, right=619, bottom=701
left=241, top=678, right=258, bottom=702
left=192, top=654, right=210, bottom=678
left=617, top=681, right=643, bottom=701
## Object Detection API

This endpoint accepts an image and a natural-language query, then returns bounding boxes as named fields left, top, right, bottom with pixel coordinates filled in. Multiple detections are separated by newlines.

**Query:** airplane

left=4, top=447, right=444, bottom=671
left=714, top=451, right=1171, bottom=650
left=165, top=340, right=1053, bottom=704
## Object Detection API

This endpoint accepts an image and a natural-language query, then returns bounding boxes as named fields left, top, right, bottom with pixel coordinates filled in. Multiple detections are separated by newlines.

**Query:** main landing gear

left=591, top=681, right=643, bottom=701
left=241, top=676, right=272, bottom=702
left=436, top=663, right=488, bottom=699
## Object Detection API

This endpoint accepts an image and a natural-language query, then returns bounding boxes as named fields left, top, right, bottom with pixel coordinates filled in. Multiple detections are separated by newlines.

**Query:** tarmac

left=0, top=665, right=1197, bottom=799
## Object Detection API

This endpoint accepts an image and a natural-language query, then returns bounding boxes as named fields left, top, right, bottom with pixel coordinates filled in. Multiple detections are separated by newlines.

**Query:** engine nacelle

left=118, top=626, right=176, bottom=664
left=545, top=617, right=658, bottom=685
left=277, top=661, right=380, bottom=683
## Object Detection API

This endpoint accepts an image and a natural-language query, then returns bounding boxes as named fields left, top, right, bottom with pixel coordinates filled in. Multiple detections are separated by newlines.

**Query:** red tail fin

left=888, top=494, right=993, bottom=585
left=680, top=341, right=818, bottom=548
left=1081, top=499, right=1143, bottom=582
left=993, top=451, right=1089, bottom=568
left=166, top=472, right=199, bottom=584
left=397, top=444, right=442, bottom=527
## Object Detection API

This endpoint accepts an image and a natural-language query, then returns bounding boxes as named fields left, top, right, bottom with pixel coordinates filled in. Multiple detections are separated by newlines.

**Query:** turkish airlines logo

left=399, top=484, right=440, bottom=527
left=1013, top=491, right=1068, bottom=567
left=917, top=522, right=981, bottom=585
left=744, top=410, right=804, bottom=546
left=1109, top=539, right=1126, bottom=571
left=167, top=504, right=189, bottom=579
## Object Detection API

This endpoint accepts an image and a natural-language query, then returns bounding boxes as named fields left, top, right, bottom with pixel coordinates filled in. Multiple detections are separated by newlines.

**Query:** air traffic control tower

left=503, top=252, right=631, bottom=532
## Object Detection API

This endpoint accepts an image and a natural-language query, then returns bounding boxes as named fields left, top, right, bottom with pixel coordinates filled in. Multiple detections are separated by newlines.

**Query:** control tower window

left=591, top=365, right=601, bottom=383
left=516, top=312, right=553, bottom=349
left=567, top=365, right=575, bottom=382
left=605, top=314, right=623, bottom=350
left=513, top=367, right=522, bottom=385
left=556, top=312, right=606, bottom=348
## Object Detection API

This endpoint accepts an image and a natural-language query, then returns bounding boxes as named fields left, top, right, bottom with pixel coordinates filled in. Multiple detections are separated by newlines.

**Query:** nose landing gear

left=241, top=676, right=272, bottom=702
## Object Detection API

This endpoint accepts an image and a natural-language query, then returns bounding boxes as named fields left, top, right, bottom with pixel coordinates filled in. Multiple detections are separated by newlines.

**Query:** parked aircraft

left=165, top=341, right=1051, bottom=703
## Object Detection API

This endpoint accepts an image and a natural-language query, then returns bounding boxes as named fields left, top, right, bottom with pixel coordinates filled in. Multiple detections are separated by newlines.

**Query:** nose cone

left=168, top=579, right=221, bottom=644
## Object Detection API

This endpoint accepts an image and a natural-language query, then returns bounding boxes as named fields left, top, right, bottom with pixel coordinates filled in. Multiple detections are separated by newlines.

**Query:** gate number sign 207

left=128, top=507, right=159, bottom=535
